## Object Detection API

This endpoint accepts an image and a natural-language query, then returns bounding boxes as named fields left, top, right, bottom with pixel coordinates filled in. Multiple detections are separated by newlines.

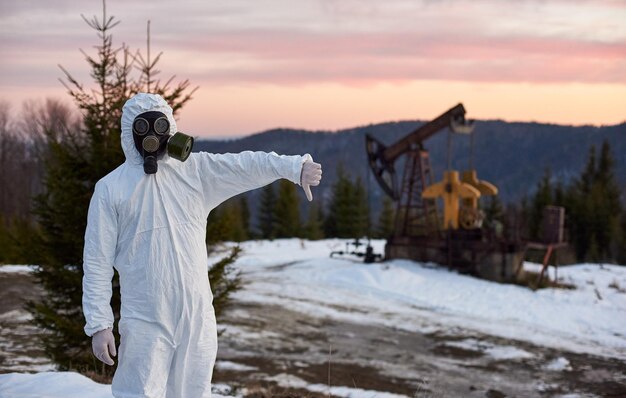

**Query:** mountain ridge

left=193, top=119, right=625, bottom=226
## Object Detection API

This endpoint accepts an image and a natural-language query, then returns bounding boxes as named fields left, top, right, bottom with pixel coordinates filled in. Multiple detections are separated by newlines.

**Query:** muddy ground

left=1, top=271, right=625, bottom=397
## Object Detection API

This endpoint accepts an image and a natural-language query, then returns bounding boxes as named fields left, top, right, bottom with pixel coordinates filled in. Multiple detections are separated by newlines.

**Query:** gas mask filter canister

left=132, top=111, right=194, bottom=174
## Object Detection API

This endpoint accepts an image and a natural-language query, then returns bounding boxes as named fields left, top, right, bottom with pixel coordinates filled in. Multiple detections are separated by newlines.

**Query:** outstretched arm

left=196, top=151, right=317, bottom=211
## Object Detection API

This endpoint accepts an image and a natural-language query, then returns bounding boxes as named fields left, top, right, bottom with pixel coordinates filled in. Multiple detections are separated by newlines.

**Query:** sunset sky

left=1, top=0, right=625, bottom=137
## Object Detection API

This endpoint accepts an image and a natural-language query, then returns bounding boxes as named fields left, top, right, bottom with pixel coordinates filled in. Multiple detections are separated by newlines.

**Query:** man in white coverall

left=82, top=93, right=322, bottom=397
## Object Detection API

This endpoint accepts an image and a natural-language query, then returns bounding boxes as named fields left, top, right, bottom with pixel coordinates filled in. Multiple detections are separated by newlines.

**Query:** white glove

left=92, top=328, right=116, bottom=366
left=300, top=160, right=322, bottom=201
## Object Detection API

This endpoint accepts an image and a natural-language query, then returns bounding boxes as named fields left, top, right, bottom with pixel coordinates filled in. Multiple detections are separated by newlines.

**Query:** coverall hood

left=121, top=93, right=178, bottom=165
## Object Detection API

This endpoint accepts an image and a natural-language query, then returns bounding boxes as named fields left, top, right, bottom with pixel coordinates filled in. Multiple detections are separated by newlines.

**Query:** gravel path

left=2, top=271, right=625, bottom=397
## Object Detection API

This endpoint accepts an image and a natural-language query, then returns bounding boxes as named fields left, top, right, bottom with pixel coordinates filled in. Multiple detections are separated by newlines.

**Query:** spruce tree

left=579, top=145, right=596, bottom=195
left=325, top=166, right=353, bottom=237
left=566, top=142, right=622, bottom=261
left=304, top=202, right=325, bottom=240
left=353, top=177, right=370, bottom=237
left=208, top=246, right=242, bottom=319
left=546, top=141, right=623, bottom=263
left=553, top=181, right=565, bottom=207
left=26, top=2, right=240, bottom=376
left=206, top=198, right=248, bottom=242
left=376, top=196, right=395, bottom=239
left=206, top=202, right=238, bottom=244
left=484, top=195, right=504, bottom=226
left=239, top=196, right=251, bottom=238
left=273, top=179, right=301, bottom=238
left=529, top=168, right=553, bottom=241
left=258, top=183, right=276, bottom=239
left=518, top=195, right=531, bottom=240
left=326, top=166, right=370, bottom=238
left=29, top=6, right=136, bottom=373
left=589, top=141, right=622, bottom=261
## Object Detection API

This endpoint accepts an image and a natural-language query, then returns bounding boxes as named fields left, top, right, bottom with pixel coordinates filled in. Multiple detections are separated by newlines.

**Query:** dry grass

left=514, top=270, right=576, bottom=291
left=609, top=279, right=626, bottom=294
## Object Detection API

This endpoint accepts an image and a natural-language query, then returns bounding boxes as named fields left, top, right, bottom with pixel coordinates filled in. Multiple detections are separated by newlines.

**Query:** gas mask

left=132, top=111, right=194, bottom=174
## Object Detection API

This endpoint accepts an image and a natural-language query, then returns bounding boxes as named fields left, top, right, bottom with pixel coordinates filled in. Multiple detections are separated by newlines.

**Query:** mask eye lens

left=154, top=117, right=170, bottom=135
left=133, top=118, right=149, bottom=135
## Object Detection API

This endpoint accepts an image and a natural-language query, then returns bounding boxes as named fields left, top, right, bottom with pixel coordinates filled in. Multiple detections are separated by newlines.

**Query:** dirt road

left=2, top=271, right=625, bottom=397
left=215, top=301, right=626, bottom=397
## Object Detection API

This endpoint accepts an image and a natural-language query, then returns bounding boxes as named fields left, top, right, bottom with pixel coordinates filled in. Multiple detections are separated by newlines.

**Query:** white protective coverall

left=82, top=93, right=312, bottom=397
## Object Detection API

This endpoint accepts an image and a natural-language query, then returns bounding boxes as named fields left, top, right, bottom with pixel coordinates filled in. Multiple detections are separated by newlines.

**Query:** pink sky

left=1, top=0, right=625, bottom=137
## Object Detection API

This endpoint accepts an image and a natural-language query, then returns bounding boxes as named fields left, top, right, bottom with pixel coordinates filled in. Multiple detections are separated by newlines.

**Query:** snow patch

left=0, top=265, right=37, bottom=273
left=215, top=360, right=258, bottom=372
left=485, top=345, right=534, bottom=360
left=0, top=309, right=33, bottom=322
left=444, top=338, right=534, bottom=360
left=0, top=372, right=112, bottom=398
left=544, top=357, right=572, bottom=371
left=0, top=372, right=235, bottom=397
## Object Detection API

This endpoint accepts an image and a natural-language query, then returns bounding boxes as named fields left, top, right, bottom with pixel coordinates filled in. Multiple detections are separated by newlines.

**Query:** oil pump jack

left=366, top=104, right=524, bottom=282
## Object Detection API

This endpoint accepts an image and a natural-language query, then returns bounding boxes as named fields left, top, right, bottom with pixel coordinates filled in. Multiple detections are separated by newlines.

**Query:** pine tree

left=558, top=141, right=623, bottom=263
left=208, top=246, right=242, bottom=319
left=25, top=2, right=240, bottom=376
left=258, top=183, right=276, bottom=239
left=484, top=195, right=504, bottom=226
left=568, top=142, right=622, bottom=262
left=273, top=179, right=301, bottom=238
left=553, top=181, right=565, bottom=207
left=325, top=165, right=370, bottom=238
left=29, top=6, right=135, bottom=373
left=325, top=166, right=353, bottom=237
left=206, top=201, right=241, bottom=244
left=579, top=145, right=596, bottom=195
left=353, top=177, right=370, bottom=237
left=529, top=168, right=553, bottom=241
left=239, top=196, right=251, bottom=239
left=207, top=199, right=249, bottom=242
left=375, top=196, right=395, bottom=239
left=591, top=141, right=622, bottom=261
left=518, top=195, right=531, bottom=240
left=304, top=202, right=325, bottom=240
left=565, top=145, right=593, bottom=258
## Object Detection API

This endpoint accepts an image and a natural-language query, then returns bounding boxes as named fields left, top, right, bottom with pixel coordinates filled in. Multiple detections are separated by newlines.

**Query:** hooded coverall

left=82, top=93, right=311, bottom=397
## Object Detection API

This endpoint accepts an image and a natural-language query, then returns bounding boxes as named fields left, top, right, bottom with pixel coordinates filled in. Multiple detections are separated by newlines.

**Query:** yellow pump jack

left=422, top=170, right=497, bottom=230
left=422, top=170, right=480, bottom=230
left=460, top=170, right=498, bottom=208
left=460, top=170, right=498, bottom=229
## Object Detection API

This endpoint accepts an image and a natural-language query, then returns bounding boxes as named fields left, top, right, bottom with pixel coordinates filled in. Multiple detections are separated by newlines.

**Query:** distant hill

left=194, top=120, right=626, bottom=228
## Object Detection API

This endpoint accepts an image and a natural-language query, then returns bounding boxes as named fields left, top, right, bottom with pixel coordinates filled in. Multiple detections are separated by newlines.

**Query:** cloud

left=155, top=29, right=626, bottom=85
left=0, top=0, right=625, bottom=94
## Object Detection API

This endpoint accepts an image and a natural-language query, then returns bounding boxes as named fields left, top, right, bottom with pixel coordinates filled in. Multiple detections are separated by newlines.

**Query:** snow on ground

left=0, top=372, right=234, bottom=398
left=0, top=370, right=410, bottom=398
left=6, top=239, right=626, bottom=362
left=225, top=239, right=626, bottom=360
left=2, top=238, right=626, bottom=396
left=0, top=372, right=112, bottom=398
left=215, top=360, right=258, bottom=372
left=0, top=265, right=37, bottom=273
left=543, top=357, right=573, bottom=372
